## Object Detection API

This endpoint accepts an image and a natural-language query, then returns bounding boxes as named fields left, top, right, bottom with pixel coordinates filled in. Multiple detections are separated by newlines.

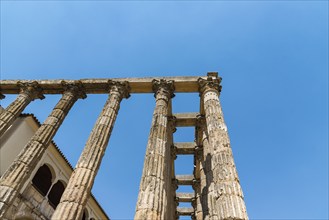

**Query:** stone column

left=199, top=116, right=218, bottom=220
left=195, top=115, right=205, bottom=220
left=0, top=81, right=86, bottom=218
left=134, top=79, right=175, bottom=220
left=168, top=116, right=177, bottom=220
left=51, top=81, right=130, bottom=220
left=0, top=81, right=44, bottom=137
left=198, top=74, right=248, bottom=220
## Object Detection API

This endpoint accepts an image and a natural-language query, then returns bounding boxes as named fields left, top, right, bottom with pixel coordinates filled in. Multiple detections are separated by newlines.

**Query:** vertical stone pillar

left=0, top=81, right=44, bottom=137
left=51, top=81, right=130, bottom=220
left=168, top=116, right=177, bottom=220
left=0, top=81, right=86, bottom=218
left=200, top=116, right=218, bottom=220
left=195, top=115, right=205, bottom=220
left=198, top=74, right=248, bottom=220
left=134, top=79, right=175, bottom=220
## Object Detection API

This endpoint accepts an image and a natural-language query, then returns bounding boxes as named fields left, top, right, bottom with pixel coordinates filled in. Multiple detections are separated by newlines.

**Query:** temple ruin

left=0, top=72, right=248, bottom=220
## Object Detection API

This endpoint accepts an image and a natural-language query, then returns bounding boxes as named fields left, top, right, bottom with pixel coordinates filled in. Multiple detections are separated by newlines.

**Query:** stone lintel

left=176, top=192, right=194, bottom=202
left=173, top=113, right=198, bottom=127
left=175, top=142, right=196, bottom=155
left=0, top=76, right=209, bottom=94
left=177, top=207, right=194, bottom=216
left=176, top=175, right=194, bottom=185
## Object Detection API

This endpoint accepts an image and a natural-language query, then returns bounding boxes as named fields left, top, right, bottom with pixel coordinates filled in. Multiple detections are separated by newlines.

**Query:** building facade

left=0, top=110, right=109, bottom=220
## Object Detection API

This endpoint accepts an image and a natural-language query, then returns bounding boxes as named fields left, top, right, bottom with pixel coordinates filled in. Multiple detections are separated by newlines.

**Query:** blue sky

left=0, top=1, right=328, bottom=219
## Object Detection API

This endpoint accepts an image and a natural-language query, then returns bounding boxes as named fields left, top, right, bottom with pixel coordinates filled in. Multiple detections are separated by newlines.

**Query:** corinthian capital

left=198, top=73, right=222, bottom=95
left=108, top=80, right=131, bottom=100
left=196, top=114, right=206, bottom=130
left=61, top=80, right=87, bottom=99
left=168, top=115, right=177, bottom=133
left=152, top=79, right=175, bottom=99
left=17, top=81, right=45, bottom=100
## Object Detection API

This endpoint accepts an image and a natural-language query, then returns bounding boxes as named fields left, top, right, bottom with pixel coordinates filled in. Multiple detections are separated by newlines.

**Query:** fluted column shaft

left=0, top=82, right=85, bottom=218
left=195, top=116, right=205, bottom=220
left=0, top=81, right=44, bottom=137
left=168, top=116, right=177, bottom=220
left=200, top=120, right=218, bottom=220
left=199, top=77, right=248, bottom=220
left=51, top=81, right=130, bottom=220
left=134, top=79, right=174, bottom=220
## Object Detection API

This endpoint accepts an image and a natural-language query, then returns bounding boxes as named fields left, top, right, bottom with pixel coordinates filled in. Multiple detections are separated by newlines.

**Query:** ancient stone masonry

left=134, top=79, right=175, bottom=220
left=51, top=81, right=130, bottom=220
left=0, top=81, right=44, bottom=137
left=198, top=75, right=248, bottom=219
left=0, top=81, right=86, bottom=218
left=0, top=73, right=248, bottom=219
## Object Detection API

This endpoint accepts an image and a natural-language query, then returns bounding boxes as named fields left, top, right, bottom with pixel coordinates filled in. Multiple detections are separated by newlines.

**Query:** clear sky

left=0, top=1, right=328, bottom=220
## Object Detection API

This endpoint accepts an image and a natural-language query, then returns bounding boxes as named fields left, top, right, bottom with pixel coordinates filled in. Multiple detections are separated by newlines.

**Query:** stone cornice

left=0, top=76, right=205, bottom=94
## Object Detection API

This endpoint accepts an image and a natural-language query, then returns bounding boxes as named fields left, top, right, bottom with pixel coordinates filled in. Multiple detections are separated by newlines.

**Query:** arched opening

left=32, top=164, right=53, bottom=196
left=47, top=180, right=65, bottom=208
left=82, top=209, right=88, bottom=220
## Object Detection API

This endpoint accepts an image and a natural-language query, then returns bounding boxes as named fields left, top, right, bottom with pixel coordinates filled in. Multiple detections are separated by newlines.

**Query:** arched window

left=32, top=164, right=53, bottom=196
left=82, top=209, right=88, bottom=220
left=47, top=180, right=65, bottom=208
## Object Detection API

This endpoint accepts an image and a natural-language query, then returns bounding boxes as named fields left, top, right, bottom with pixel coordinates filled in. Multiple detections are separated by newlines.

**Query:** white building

left=0, top=109, right=109, bottom=220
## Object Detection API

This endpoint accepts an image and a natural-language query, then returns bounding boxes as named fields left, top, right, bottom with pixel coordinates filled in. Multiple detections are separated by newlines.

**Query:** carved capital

left=168, top=115, right=177, bottom=133
left=174, top=196, right=179, bottom=207
left=17, top=81, right=45, bottom=100
left=152, top=79, right=175, bottom=100
left=61, top=80, right=87, bottom=99
left=192, top=178, right=200, bottom=191
left=108, top=80, right=131, bottom=100
left=171, top=144, right=177, bottom=160
left=196, top=114, right=206, bottom=130
left=172, top=178, right=179, bottom=190
left=195, top=145, right=203, bottom=161
left=191, top=197, right=197, bottom=209
left=198, top=75, right=222, bottom=96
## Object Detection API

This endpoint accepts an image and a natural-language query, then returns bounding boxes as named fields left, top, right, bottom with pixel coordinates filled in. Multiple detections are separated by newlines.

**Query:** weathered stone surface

left=0, top=74, right=249, bottom=219
left=0, top=81, right=85, bottom=218
left=173, top=112, right=198, bottom=127
left=51, top=81, right=130, bottom=220
left=176, top=175, right=194, bottom=185
left=198, top=73, right=248, bottom=220
left=177, top=207, right=194, bottom=216
left=167, top=115, right=177, bottom=220
left=175, top=142, right=196, bottom=155
left=0, top=76, right=207, bottom=94
left=176, top=192, right=194, bottom=202
left=0, top=81, right=44, bottom=137
left=134, top=79, right=175, bottom=220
